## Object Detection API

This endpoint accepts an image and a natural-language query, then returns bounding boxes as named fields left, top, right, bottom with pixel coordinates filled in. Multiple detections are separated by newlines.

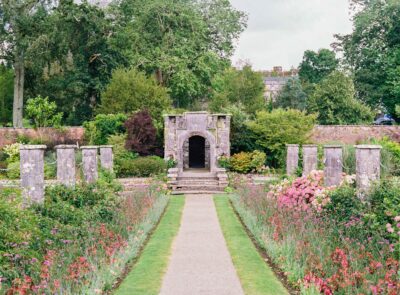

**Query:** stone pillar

left=81, top=146, right=98, bottom=183
left=55, top=145, right=77, bottom=187
left=99, top=145, right=113, bottom=172
left=302, top=145, right=318, bottom=176
left=20, top=145, right=46, bottom=205
left=356, top=145, right=381, bottom=193
left=324, top=145, right=343, bottom=186
left=286, top=144, right=299, bottom=176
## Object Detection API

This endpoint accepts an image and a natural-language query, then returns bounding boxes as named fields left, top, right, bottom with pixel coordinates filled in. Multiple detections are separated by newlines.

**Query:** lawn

left=214, top=195, right=288, bottom=295
left=115, top=196, right=185, bottom=295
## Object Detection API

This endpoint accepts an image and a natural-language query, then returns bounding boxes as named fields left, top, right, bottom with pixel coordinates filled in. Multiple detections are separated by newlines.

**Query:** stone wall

left=0, top=127, right=85, bottom=148
left=311, top=125, right=400, bottom=144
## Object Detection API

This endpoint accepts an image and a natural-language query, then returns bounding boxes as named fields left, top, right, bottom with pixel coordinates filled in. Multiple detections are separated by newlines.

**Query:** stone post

left=302, top=144, right=318, bottom=176
left=20, top=145, right=46, bottom=205
left=356, top=145, right=381, bottom=194
left=55, top=145, right=77, bottom=187
left=81, top=146, right=98, bottom=183
left=324, top=145, right=343, bottom=186
left=286, top=144, right=299, bottom=176
left=99, top=145, right=113, bottom=172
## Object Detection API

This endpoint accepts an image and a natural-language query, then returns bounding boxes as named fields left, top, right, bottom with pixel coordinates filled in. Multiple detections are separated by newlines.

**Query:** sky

left=229, top=0, right=353, bottom=70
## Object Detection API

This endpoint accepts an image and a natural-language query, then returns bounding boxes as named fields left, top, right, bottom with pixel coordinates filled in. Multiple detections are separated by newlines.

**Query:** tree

left=97, top=68, right=172, bottom=124
left=335, top=0, right=400, bottom=117
left=210, top=64, right=266, bottom=115
left=0, top=65, right=13, bottom=125
left=274, top=78, right=307, bottom=110
left=25, top=95, right=63, bottom=128
left=307, top=71, right=374, bottom=125
left=124, top=110, right=157, bottom=156
left=247, top=109, right=316, bottom=167
left=109, top=0, right=247, bottom=108
left=298, top=49, right=338, bottom=84
left=0, top=0, right=51, bottom=127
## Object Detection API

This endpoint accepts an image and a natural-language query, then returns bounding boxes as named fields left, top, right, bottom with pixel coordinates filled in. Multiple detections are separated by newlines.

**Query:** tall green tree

left=0, top=65, right=13, bottom=125
left=109, top=0, right=247, bottom=108
left=0, top=0, right=51, bottom=127
left=209, top=64, right=266, bottom=115
left=298, top=49, right=339, bottom=84
left=336, top=0, right=400, bottom=116
left=274, top=78, right=307, bottom=110
left=307, top=71, right=374, bottom=125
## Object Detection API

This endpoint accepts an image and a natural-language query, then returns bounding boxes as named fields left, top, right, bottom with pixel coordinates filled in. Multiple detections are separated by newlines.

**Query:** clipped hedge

left=118, top=156, right=166, bottom=177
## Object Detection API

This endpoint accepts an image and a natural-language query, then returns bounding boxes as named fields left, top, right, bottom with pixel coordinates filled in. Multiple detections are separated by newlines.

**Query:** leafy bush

left=6, top=161, right=20, bottom=179
left=370, top=137, right=400, bottom=176
left=83, top=113, right=127, bottom=145
left=25, top=95, right=63, bottom=128
left=228, top=150, right=267, bottom=174
left=3, top=143, right=20, bottom=163
left=247, top=109, right=316, bottom=167
left=125, top=110, right=157, bottom=156
left=118, top=156, right=166, bottom=177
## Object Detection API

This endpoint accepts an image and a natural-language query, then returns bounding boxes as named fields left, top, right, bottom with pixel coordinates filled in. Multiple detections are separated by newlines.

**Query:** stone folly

left=164, top=112, right=231, bottom=193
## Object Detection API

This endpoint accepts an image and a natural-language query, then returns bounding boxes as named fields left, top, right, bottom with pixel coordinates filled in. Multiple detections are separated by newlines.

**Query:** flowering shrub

left=233, top=172, right=400, bottom=294
left=0, top=175, right=166, bottom=294
left=226, top=150, right=267, bottom=174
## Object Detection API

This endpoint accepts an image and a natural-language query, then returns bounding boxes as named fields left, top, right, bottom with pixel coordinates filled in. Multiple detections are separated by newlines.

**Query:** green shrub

left=6, top=161, right=20, bottom=179
left=3, top=143, right=20, bottom=163
left=25, top=95, right=63, bottom=128
left=83, top=113, right=127, bottom=145
left=326, top=185, right=363, bottom=223
left=118, top=156, right=166, bottom=177
left=370, top=137, right=400, bottom=176
left=229, top=150, right=267, bottom=174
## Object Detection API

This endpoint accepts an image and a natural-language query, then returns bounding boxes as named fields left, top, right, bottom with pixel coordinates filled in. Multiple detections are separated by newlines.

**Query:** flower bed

left=231, top=172, right=399, bottom=295
left=0, top=174, right=169, bottom=294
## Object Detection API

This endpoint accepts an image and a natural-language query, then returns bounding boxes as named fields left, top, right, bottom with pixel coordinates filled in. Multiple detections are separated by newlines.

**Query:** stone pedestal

left=20, top=145, right=46, bottom=205
left=81, top=146, right=98, bottom=183
left=356, top=145, right=381, bottom=194
left=302, top=145, right=318, bottom=176
left=286, top=144, right=299, bottom=176
left=324, top=145, right=343, bottom=186
left=55, top=145, right=77, bottom=187
left=99, top=145, right=113, bottom=172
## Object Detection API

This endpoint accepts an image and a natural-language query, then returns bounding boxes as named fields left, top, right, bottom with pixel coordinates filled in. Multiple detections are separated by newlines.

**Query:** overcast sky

left=229, top=0, right=353, bottom=70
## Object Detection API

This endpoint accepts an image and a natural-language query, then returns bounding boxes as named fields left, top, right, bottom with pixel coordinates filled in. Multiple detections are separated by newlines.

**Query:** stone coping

left=99, top=145, right=113, bottom=149
left=163, top=112, right=231, bottom=117
left=55, top=144, right=78, bottom=149
left=286, top=144, right=299, bottom=147
left=324, top=145, right=343, bottom=148
left=80, top=146, right=98, bottom=149
left=355, top=145, right=382, bottom=149
left=20, top=145, right=47, bottom=150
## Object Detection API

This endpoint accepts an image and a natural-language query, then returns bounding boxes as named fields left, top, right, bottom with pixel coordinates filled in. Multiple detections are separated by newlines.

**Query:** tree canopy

left=298, top=49, right=338, bottom=85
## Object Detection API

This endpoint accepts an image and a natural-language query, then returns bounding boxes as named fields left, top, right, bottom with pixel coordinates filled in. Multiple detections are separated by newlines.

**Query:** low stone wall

left=0, top=127, right=85, bottom=148
left=311, top=125, right=400, bottom=144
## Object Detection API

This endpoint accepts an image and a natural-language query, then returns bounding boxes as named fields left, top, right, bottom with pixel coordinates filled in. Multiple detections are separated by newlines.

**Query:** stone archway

left=182, top=135, right=211, bottom=169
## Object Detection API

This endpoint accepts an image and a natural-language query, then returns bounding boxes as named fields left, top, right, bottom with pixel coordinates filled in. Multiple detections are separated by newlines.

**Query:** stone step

left=176, top=180, right=219, bottom=185
left=171, top=190, right=227, bottom=195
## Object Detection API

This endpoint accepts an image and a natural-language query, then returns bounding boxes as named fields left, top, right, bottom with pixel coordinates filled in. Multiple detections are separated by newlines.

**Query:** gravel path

left=160, top=195, right=244, bottom=295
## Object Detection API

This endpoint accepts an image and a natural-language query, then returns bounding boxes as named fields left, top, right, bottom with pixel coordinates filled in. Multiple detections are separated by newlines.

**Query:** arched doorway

left=189, top=136, right=206, bottom=168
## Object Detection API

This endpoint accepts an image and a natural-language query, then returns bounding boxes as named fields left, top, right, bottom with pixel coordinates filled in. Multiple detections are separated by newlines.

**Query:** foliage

left=25, top=96, right=63, bottom=128
left=370, top=137, right=400, bottom=176
left=228, top=151, right=267, bottom=174
left=0, top=65, right=13, bottom=126
left=247, top=109, right=316, bottom=167
left=83, top=113, right=127, bottom=145
left=97, top=68, right=172, bottom=122
left=336, top=0, right=400, bottom=117
left=307, top=71, right=374, bottom=125
left=274, top=78, right=307, bottom=110
left=298, top=49, right=338, bottom=84
left=0, top=176, right=165, bottom=293
left=118, top=156, right=167, bottom=178
left=6, top=161, right=20, bottom=180
left=210, top=65, right=266, bottom=115
left=3, top=143, right=20, bottom=164
left=110, top=0, right=247, bottom=108
left=125, top=110, right=158, bottom=156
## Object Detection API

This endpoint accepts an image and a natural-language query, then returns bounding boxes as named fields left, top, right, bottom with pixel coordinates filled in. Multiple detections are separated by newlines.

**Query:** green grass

left=115, top=196, right=185, bottom=295
left=214, top=195, right=288, bottom=295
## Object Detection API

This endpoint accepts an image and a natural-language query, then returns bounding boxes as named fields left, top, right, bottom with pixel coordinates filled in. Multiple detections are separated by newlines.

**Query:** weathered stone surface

left=20, top=145, right=46, bottom=205
left=286, top=144, right=299, bottom=176
left=99, top=145, right=113, bottom=171
left=55, top=145, right=77, bottom=187
left=356, top=145, right=381, bottom=195
left=81, top=146, right=98, bottom=183
left=303, top=144, right=318, bottom=176
left=324, top=145, right=343, bottom=186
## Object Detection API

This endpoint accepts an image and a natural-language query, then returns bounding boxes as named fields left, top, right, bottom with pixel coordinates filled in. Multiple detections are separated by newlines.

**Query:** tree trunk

left=13, top=56, right=24, bottom=128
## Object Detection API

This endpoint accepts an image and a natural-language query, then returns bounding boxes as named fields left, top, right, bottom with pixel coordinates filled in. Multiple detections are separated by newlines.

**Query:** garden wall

left=310, top=125, right=400, bottom=144
left=0, top=127, right=85, bottom=148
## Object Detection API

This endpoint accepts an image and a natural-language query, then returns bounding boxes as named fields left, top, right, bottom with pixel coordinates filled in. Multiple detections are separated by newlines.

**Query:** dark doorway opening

left=189, top=136, right=206, bottom=168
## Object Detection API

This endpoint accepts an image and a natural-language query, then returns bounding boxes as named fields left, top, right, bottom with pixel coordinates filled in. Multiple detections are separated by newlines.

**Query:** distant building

left=261, top=66, right=298, bottom=101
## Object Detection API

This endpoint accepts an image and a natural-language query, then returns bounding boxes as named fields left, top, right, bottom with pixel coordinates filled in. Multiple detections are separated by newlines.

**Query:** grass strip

left=115, top=196, right=185, bottom=295
left=214, top=195, right=288, bottom=295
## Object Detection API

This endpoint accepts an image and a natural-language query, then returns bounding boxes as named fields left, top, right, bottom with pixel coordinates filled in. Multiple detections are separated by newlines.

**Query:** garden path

left=159, top=194, right=244, bottom=295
